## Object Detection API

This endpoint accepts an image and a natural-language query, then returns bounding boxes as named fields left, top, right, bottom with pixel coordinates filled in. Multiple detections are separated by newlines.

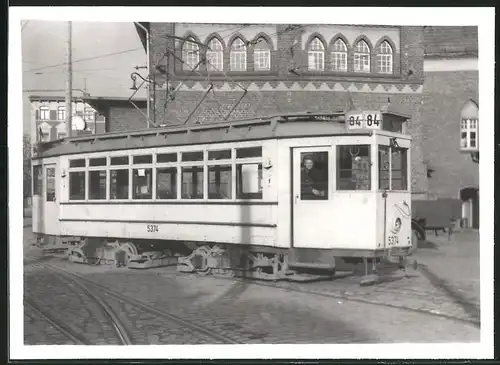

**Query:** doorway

left=460, top=187, right=479, bottom=229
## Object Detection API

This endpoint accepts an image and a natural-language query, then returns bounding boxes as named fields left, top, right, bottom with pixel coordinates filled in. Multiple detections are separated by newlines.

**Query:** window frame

left=230, top=38, right=247, bottom=72
left=39, top=106, right=50, bottom=121
left=88, top=169, right=108, bottom=201
left=461, top=118, right=479, bottom=150
left=32, top=165, right=43, bottom=196
left=308, top=37, right=325, bottom=71
left=206, top=38, right=224, bottom=72
left=377, top=144, right=410, bottom=192
left=331, top=39, right=348, bottom=72
left=57, top=106, right=66, bottom=121
left=68, top=169, right=87, bottom=201
left=182, top=37, right=200, bottom=71
left=336, top=144, right=372, bottom=191
left=353, top=40, right=371, bottom=73
left=155, top=151, right=179, bottom=200
left=376, top=40, right=393, bottom=74
left=207, top=148, right=233, bottom=200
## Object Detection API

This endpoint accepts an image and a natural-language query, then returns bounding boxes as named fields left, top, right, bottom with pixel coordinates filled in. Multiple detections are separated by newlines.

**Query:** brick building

left=134, top=23, right=429, bottom=197
left=420, top=26, right=479, bottom=228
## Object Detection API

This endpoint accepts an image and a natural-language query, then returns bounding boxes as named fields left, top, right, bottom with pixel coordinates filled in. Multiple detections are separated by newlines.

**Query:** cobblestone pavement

left=23, top=226, right=480, bottom=345
left=413, top=230, right=480, bottom=308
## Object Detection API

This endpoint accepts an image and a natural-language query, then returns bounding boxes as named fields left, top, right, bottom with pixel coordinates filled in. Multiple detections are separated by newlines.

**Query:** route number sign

left=346, top=112, right=364, bottom=130
left=364, top=111, right=382, bottom=129
left=346, top=110, right=382, bottom=130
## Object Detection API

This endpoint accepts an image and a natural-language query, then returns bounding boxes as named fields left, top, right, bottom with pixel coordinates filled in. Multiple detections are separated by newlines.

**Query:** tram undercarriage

left=35, top=234, right=416, bottom=285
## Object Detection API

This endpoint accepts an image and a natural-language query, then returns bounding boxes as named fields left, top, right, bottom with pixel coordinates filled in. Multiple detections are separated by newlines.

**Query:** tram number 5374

left=147, top=224, right=159, bottom=233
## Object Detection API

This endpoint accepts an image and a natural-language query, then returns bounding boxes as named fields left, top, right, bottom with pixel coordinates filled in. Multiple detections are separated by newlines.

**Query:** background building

left=29, top=96, right=147, bottom=145
left=420, top=26, right=479, bottom=228
left=29, top=96, right=105, bottom=145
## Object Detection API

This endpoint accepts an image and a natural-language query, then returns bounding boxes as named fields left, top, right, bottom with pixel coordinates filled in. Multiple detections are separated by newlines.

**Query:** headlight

left=392, top=217, right=402, bottom=233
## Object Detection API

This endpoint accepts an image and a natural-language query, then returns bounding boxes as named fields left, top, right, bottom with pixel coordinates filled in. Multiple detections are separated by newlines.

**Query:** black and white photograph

left=9, top=7, right=494, bottom=360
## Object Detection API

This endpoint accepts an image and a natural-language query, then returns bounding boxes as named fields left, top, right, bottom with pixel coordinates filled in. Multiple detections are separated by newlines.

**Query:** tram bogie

left=31, top=111, right=417, bottom=283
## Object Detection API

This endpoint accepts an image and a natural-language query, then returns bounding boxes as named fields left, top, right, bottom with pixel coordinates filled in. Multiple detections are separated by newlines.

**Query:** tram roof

left=32, top=110, right=410, bottom=159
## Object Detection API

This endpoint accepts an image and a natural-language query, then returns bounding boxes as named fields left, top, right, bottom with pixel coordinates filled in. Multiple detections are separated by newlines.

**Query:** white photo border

left=9, top=6, right=495, bottom=360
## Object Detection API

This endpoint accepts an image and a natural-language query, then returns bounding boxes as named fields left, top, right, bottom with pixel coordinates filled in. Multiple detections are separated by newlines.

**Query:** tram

left=31, top=108, right=415, bottom=283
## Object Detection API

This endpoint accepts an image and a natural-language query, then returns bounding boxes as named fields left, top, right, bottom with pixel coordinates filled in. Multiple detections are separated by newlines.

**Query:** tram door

left=43, top=164, right=58, bottom=234
left=292, top=147, right=332, bottom=248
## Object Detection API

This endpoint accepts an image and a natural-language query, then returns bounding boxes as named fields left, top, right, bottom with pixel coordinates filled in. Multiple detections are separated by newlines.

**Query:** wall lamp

left=130, top=72, right=154, bottom=91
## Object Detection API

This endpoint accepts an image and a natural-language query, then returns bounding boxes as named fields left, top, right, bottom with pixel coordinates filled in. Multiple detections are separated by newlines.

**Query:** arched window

left=206, top=38, right=224, bottom=72
left=353, top=40, right=370, bottom=73
left=182, top=37, right=200, bottom=71
left=331, top=38, right=347, bottom=72
left=308, top=37, right=325, bottom=71
left=377, top=40, right=393, bottom=74
left=230, top=38, right=247, bottom=71
left=253, top=38, right=271, bottom=71
left=460, top=100, right=479, bottom=151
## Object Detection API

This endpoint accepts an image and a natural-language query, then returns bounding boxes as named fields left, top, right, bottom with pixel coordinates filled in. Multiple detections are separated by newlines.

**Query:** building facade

left=420, top=26, right=479, bottom=228
left=135, top=23, right=429, bottom=197
left=29, top=96, right=148, bottom=145
left=29, top=96, right=106, bottom=146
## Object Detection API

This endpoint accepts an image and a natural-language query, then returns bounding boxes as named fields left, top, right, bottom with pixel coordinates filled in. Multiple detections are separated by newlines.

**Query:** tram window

left=208, top=149, right=231, bottom=161
left=157, top=167, right=177, bottom=199
left=89, top=157, right=107, bottom=167
left=33, top=165, right=43, bottom=195
left=46, top=168, right=56, bottom=202
left=133, top=155, right=152, bottom=164
left=111, top=156, right=129, bottom=165
left=378, top=146, right=390, bottom=190
left=337, top=145, right=371, bottom=190
left=69, top=159, right=86, bottom=168
left=208, top=165, right=232, bottom=199
left=110, top=169, right=129, bottom=199
left=181, top=166, right=204, bottom=199
left=89, top=170, right=107, bottom=200
left=391, top=148, right=408, bottom=190
left=236, top=146, right=262, bottom=159
left=300, top=152, right=328, bottom=200
left=157, top=153, right=177, bottom=163
left=236, top=163, right=262, bottom=199
left=181, top=151, right=204, bottom=162
left=69, top=171, right=86, bottom=200
left=132, top=168, right=153, bottom=199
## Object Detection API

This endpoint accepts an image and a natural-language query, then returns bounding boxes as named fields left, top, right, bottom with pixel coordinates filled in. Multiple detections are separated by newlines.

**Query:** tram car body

left=31, top=110, right=414, bottom=281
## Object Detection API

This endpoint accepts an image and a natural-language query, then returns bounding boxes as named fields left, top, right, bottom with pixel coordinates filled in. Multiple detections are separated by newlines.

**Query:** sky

left=21, top=20, right=148, bottom=134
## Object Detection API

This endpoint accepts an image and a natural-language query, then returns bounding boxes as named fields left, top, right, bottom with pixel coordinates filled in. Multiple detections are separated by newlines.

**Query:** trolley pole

left=65, top=21, right=73, bottom=137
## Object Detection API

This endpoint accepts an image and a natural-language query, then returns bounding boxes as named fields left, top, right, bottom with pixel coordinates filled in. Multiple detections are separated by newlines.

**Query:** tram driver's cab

left=291, top=107, right=413, bottom=258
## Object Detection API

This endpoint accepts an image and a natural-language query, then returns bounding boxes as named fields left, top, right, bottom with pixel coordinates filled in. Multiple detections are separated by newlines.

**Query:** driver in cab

left=301, top=155, right=326, bottom=199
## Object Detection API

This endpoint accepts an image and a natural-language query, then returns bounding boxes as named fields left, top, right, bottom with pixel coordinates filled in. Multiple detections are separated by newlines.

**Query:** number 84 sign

left=346, top=110, right=382, bottom=130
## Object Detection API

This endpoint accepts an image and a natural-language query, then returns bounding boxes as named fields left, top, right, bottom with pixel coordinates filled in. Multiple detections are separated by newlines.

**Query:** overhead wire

left=24, top=47, right=144, bottom=73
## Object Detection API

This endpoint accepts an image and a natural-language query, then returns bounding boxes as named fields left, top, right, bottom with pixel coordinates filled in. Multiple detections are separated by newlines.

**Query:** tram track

left=24, top=298, right=90, bottom=345
left=26, top=264, right=133, bottom=345
left=25, top=257, right=479, bottom=344
left=30, top=262, right=240, bottom=344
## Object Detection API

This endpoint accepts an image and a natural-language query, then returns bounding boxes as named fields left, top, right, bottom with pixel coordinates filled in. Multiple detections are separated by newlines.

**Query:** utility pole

left=65, top=21, right=73, bottom=137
